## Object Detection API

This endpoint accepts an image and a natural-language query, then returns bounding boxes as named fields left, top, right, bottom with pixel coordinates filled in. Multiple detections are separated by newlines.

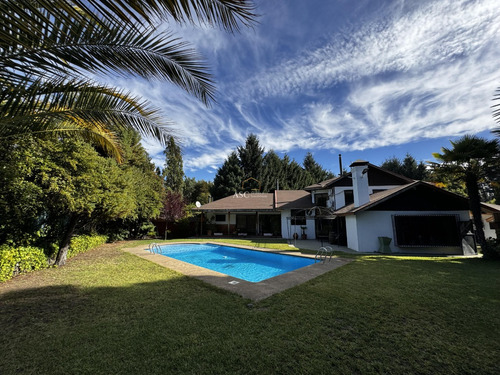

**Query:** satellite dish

left=195, top=201, right=201, bottom=208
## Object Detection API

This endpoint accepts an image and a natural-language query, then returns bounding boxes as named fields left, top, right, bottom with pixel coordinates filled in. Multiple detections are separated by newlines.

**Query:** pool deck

left=122, top=242, right=353, bottom=301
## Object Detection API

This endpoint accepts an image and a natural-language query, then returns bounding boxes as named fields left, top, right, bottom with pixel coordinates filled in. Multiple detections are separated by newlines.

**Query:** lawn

left=0, top=240, right=499, bottom=374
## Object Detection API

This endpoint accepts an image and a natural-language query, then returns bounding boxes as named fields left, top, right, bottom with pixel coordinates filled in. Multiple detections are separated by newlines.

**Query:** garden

left=1, top=239, right=498, bottom=374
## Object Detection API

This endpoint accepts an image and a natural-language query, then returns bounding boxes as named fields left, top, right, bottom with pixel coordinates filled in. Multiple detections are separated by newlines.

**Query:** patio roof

left=196, top=190, right=313, bottom=212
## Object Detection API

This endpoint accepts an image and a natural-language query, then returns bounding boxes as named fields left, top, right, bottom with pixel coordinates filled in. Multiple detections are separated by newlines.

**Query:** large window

left=291, top=209, right=306, bottom=226
left=315, top=193, right=329, bottom=207
left=393, top=215, right=460, bottom=247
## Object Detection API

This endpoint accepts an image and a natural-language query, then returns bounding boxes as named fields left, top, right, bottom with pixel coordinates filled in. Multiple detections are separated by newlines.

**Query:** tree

left=432, top=135, right=499, bottom=257
left=163, top=135, right=184, bottom=193
left=492, top=87, right=500, bottom=135
left=0, top=0, right=256, bottom=159
left=0, top=131, right=164, bottom=265
left=211, top=152, right=244, bottom=200
left=303, top=152, right=334, bottom=185
left=238, top=134, right=264, bottom=191
left=261, top=150, right=284, bottom=192
left=184, top=178, right=213, bottom=205
left=381, top=154, right=429, bottom=180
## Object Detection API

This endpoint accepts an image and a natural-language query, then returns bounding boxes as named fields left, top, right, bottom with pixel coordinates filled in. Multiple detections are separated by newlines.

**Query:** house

left=481, top=202, right=500, bottom=240
left=197, top=160, right=479, bottom=255
left=195, top=190, right=315, bottom=239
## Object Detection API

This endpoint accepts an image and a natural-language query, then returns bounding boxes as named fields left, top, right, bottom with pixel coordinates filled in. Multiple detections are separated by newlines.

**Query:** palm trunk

left=465, top=172, right=486, bottom=249
left=55, top=215, right=79, bottom=266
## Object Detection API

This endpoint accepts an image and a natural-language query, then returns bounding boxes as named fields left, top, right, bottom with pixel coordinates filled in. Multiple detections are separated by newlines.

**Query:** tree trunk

left=55, top=215, right=79, bottom=266
left=465, top=172, right=486, bottom=249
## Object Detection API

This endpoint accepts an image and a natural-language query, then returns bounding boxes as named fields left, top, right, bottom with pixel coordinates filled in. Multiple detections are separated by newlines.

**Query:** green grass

left=1, top=242, right=499, bottom=374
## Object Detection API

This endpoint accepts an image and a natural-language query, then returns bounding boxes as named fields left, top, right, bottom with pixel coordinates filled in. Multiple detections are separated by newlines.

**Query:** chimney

left=273, top=190, right=278, bottom=209
left=338, top=154, right=343, bottom=176
left=349, top=160, right=370, bottom=207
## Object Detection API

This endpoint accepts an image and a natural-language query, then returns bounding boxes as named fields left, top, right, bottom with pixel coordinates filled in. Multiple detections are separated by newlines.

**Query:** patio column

left=227, top=212, right=230, bottom=235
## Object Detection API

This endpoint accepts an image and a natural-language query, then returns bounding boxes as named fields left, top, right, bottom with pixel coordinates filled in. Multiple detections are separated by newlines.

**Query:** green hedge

left=0, top=234, right=108, bottom=282
left=0, top=245, right=47, bottom=282
left=67, top=235, right=108, bottom=259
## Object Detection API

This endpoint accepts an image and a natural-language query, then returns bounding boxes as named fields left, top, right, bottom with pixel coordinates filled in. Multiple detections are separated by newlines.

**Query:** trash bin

left=378, top=237, right=392, bottom=253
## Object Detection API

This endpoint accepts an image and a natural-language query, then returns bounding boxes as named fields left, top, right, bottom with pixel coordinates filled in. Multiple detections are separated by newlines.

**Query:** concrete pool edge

left=122, top=242, right=353, bottom=301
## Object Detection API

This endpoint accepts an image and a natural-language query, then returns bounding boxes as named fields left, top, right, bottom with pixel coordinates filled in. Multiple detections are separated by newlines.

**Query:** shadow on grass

left=1, top=252, right=499, bottom=375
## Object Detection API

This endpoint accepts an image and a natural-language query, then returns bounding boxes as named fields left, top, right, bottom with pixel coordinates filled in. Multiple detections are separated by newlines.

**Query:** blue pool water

left=152, top=243, right=315, bottom=283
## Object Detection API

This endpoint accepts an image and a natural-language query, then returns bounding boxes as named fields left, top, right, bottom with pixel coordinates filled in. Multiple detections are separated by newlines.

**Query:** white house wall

left=483, top=214, right=497, bottom=239
left=346, top=210, right=470, bottom=253
left=280, top=210, right=316, bottom=240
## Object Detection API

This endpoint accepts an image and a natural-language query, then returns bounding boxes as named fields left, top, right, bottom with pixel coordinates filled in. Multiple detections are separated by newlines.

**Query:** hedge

left=67, top=234, right=108, bottom=259
left=0, top=234, right=108, bottom=282
left=0, top=245, right=47, bottom=282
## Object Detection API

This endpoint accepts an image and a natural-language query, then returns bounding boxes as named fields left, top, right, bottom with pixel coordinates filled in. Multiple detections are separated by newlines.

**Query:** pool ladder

left=147, top=243, right=162, bottom=254
left=315, top=246, right=334, bottom=263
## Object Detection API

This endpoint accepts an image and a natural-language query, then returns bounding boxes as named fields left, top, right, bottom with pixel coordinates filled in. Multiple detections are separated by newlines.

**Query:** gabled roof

left=305, top=163, right=414, bottom=191
left=196, top=190, right=313, bottom=212
left=334, top=181, right=469, bottom=215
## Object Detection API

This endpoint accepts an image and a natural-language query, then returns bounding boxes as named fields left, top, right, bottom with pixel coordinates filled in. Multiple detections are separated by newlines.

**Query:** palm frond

left=71, top=0, right=257, bottom=31
left=1, top=7, right=216, bottom=104
left=0, top=78, right=172, bottom=160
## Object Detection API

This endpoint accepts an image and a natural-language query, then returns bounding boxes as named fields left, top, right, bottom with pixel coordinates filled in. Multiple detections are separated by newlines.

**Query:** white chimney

left=350, top=160, right=370, bottom=207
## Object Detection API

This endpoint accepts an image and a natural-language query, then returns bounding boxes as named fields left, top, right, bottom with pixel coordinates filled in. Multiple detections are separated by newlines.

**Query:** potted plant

left=206, top=216, right=216, bottom=236
left=300, top=226, right=307, bottom=240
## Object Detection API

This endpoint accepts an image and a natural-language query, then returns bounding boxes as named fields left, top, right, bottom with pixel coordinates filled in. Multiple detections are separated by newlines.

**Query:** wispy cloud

left=117, top=0, right=500, bottom=175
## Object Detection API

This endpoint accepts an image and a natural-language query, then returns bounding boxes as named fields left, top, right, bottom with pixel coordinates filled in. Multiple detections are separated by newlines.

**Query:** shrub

left=67, top=235, right=108, bottom=259
left=0, top=245, right=48, bottom=282
left=482, top=238, right=500, bottom=261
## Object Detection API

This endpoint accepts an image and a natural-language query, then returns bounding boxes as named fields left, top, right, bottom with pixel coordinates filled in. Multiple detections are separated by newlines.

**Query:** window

left=291, top=209, right=306, bottom=226
left=315, top=193, right=328, bottom=207
left=393, top=215, right=460, bottom=247
left=344, top=190, right=354, bottom=205
left=215, top=214, right=226, bottom=222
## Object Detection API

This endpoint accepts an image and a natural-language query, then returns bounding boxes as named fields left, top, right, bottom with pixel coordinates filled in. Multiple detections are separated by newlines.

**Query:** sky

left=116, top=0, right=500, bottom=181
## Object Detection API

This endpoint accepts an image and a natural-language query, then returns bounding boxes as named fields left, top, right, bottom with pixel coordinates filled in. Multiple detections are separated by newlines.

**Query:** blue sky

left=117, top=0, right=500, bottom=181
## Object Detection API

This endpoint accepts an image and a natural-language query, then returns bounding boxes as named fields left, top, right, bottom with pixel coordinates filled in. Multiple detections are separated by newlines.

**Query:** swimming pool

left=151, top=243, right=315, bottom=283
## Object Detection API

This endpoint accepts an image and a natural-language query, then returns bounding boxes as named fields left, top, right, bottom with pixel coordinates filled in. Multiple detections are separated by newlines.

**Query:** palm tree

left=0, top=0, right=256, bottom=158
left=493, top=87, right=500, bottom=137
left=432, top=135, right=499, bottom=252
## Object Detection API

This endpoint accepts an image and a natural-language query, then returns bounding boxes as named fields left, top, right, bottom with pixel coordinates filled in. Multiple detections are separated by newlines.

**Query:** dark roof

left=334, top=181, right=469, bottom=215
left=305, top=163, right=413, bottom=191
left=196, top=190, right=313, bottom=212
left=481, top=202, right=500, bottom=213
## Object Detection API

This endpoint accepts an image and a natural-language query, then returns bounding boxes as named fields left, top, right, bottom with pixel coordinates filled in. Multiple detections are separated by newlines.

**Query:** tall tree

left=303, top=152, right=334, bottom=185
left=381, top=153, right=429, bottom=180
left=163, top=135, right=184, bottom=193
left=211, top=152, right=244, bottom=200
left=238, top=134, right=264, bottom=191
left=261, top=150, right=284, bottom=192
left=0, top=0, right=256, bottom=159
left=432, top=135, right=499, bottom=257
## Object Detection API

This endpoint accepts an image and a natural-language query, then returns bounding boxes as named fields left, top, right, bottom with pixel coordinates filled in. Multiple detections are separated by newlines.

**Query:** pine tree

left=211, top=152, right=245, bottom=200
left=303, top=152, right=334, bottom=184
left=381, top=153, right=429, bottom=180
left=238, top=134, right=264, bottom=191
left=163, top=136, right=184, bottom=193
left=261, top=150, right=284, bottom=192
